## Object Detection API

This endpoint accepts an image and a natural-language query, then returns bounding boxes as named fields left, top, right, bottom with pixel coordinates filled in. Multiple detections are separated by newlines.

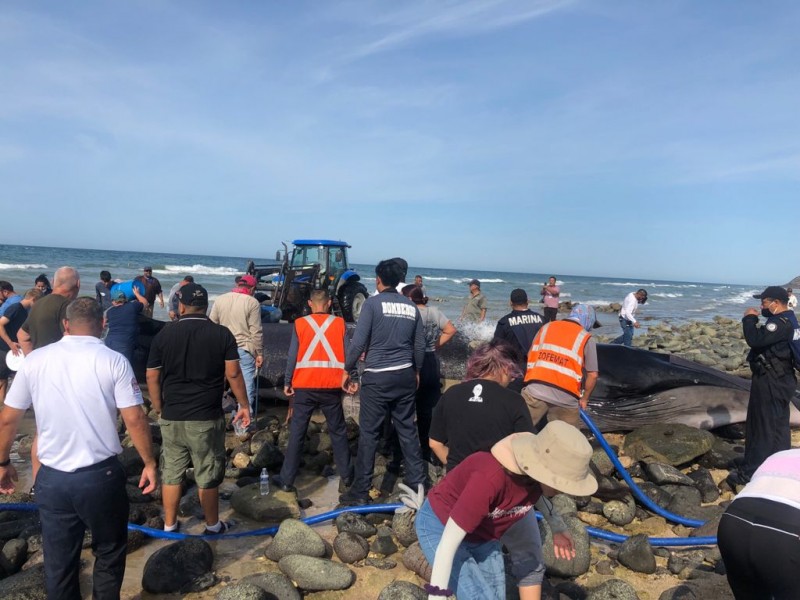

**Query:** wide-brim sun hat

left=511, top=422, right=598, bottom=496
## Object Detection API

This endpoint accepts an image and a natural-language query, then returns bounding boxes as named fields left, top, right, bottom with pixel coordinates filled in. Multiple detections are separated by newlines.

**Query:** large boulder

left=333, top=531, right=370, bottom=564
left=141, top=538, right=215, bottom=594
left=230, top=485, right=300, bottom=522
left=378, top=580, right=428, bottom=600
left=0, top=562, right=47, bottom=599
left=265, top=519, right=326, bottom=562
left=277, top=555, right=355, bottom=591
left=216, top=582, right=271, bottom=600
left=618, top=534, right=656, bottom=574
left=0, top=538, right=28, bottom=575
left=334, top=511, right=377, bottom=537
left=624, top=424, right=714, bottom=466
left=239, top=573, right=300, bottom=600
left=541, top=515, right=591, bottom=578
left=587, top=578, right=640, bottom=600
left=392, top=510, right=418, bottom=547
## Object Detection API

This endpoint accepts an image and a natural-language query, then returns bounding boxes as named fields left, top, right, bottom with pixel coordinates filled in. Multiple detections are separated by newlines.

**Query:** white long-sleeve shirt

left=618, top=292, right=639, bottom=324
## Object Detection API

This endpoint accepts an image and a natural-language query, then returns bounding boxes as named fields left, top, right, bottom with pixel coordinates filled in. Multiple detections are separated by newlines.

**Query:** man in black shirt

left=146, top=284, right=250, bottom=534
left=493, top=288, right=544, bottom=390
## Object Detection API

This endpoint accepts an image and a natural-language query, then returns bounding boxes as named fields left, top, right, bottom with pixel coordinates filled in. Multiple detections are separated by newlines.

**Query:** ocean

left=0, top=244, right=765, bottom=339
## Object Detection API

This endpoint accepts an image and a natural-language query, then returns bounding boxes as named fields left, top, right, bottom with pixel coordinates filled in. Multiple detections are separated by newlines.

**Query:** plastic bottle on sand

left=260, top=468, right=270, bottom=496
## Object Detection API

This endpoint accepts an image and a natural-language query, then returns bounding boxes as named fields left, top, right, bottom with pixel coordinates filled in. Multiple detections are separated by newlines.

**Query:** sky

left=1, top=1, right=799, bottom=285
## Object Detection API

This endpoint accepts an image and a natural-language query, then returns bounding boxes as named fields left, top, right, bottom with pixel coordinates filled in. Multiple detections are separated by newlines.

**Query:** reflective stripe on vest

left=524, top=321, right=590, bottom=398
left=293, top=314, right=346, bottom=388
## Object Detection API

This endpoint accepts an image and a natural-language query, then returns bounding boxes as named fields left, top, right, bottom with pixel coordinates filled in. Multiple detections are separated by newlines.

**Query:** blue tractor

left=246, top=240, right=369, bottom=323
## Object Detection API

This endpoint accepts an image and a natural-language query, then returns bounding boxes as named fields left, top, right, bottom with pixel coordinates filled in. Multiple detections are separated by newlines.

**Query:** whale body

left=133, top=320, right=800, bottom=432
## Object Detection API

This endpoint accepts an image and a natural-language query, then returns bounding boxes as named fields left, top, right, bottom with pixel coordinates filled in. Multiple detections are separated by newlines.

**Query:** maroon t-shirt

left=427, top=452, right=542, bottom=543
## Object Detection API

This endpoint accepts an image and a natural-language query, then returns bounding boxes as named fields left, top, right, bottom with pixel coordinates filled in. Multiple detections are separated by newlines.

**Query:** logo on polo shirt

left=131, top=377, right=141, bottom=394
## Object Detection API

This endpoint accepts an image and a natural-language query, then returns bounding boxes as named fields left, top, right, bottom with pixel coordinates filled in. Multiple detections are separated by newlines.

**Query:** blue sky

left=1, top=1, right=798, bottom=285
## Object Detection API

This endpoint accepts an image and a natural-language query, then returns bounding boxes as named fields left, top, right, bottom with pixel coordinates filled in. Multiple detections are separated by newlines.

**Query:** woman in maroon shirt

left=413, top=421, right=597, bottom=600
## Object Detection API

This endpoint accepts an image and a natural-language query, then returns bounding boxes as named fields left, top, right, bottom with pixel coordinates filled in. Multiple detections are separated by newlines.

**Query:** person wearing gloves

left=408, top=421, right=597, bottom=599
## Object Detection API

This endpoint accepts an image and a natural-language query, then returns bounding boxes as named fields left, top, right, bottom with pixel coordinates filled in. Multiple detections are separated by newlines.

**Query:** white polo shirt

left=5, top=335, right=143, bottom=472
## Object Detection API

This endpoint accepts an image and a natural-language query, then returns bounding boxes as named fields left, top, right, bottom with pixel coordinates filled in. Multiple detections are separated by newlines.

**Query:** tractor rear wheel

left=340, top=282, right=368, bottom=323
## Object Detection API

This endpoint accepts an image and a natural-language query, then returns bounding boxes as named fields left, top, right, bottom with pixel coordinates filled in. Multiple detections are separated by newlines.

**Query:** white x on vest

left=296, top=315, right=345, bottom=370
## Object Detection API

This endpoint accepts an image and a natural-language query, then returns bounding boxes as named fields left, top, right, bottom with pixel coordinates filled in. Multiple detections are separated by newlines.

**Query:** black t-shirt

left=21, top=293, right=70, bottom=350
left=429, top=379, right=534, bottom=472
left=493, top=309, right=544, bottom=362
left=0, top=303, right=29, bottom=351
left=147, top=314, right=239, bottom=421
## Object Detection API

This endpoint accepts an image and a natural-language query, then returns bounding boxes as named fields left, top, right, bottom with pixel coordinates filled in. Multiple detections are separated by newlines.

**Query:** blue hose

left=0, top=413, right=719, bottom=546
left=580, top=408, right=706, bottom=529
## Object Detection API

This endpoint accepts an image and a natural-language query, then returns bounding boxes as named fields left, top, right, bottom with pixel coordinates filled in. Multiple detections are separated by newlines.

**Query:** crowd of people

left=0, top=263, right=798, bottom=599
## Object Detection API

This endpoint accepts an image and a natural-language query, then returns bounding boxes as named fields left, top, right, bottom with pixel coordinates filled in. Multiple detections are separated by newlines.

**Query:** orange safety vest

left=524, top=320, right=590, bottom=399
left=292, top=313, right=346, bottom=389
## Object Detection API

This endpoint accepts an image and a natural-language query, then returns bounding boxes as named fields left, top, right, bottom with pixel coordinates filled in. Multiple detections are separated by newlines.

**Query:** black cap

left=469, top=279, right=480, bottom=287
left=143, top=266, right=153, bottom=271
left=753, top=286, right=790, bottom=303
left=178, top=283, right=209, bottom=306
left=510, top=288, right=528, bottom=304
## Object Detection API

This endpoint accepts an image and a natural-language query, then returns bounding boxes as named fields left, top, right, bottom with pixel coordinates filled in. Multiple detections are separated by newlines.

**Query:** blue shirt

left=0, top=294, right=22, bottom=317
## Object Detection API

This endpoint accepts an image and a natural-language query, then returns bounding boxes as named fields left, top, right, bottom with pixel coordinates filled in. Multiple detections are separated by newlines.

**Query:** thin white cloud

left=340, top=0, right=575, bottom=61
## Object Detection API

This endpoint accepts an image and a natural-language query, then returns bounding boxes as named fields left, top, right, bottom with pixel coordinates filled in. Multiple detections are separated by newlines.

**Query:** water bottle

left=232, top=408, right=245, bottom=436
left=260, top=468, right=270, bottom=496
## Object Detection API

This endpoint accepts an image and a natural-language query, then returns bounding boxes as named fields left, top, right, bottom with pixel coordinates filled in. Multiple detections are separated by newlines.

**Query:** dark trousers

left=740, top=371, right=794, bottom=479
left=386, top=352, right=442, bottom=464
left=36, top=456, right=129, bottom=600
left=718, top=497, right=800, bottom=600
left=415, top=352, right=442, bottom=461
left=543, top=307, right=558, bottom=323
left=279, top=389, right=352, bottom=485
left=351, top=367, right=425, bottom=498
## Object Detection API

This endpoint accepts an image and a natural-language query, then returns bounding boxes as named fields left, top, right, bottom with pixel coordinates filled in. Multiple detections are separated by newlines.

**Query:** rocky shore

left=0, top=317, right=794, bottom=600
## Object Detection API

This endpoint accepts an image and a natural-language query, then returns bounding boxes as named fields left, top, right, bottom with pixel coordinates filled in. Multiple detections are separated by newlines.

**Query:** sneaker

left=204, top=520, right=234, bottom=536
left=725, top=470, right=750, bottom=488
left=164, top=521, right=181, bottom=533
left=270, top=475, right=296, bottom=494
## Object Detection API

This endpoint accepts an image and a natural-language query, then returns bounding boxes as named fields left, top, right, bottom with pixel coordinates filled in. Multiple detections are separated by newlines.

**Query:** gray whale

left=134, top=320, right=800, bottom=432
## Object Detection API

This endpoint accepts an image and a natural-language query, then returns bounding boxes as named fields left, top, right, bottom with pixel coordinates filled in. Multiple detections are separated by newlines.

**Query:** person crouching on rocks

left=411, top=421, right=597, bottom=600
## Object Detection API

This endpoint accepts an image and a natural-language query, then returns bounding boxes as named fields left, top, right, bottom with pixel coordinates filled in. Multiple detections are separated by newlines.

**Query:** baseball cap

left=753, top=286, right=790, bottom=303
left=143, top=266, right=153, bottom=271
left=179, top=283, right=209, bottom=306
left=510, top=288, right=528, bottom=304
left=239, top=274, right=257, bottom=288
left=113, top=290, right=127, bottom=302
left=468, top=279, right=480, bottom=287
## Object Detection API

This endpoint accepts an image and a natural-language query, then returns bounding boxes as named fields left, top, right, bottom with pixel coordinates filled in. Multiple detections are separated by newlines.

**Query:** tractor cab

left=247, top=240, right=368, bottom=323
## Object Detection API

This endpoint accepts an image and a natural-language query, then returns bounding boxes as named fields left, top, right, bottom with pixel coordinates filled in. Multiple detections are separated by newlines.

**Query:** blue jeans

left=415, top=500, right=506, bottom=600
left=238, top=348, right=257, bottom=413
left=36, top=457, right=129, bottom=600
left=612, top=317, right=635, bottom=346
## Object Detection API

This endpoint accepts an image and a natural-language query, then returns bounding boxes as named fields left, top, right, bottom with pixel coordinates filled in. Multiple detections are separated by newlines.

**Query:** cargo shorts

left=159, top=417, right=226, bottom=489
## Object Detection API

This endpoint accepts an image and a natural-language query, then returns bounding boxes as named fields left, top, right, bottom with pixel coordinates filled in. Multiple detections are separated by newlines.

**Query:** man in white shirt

left=0, top=297, right=157, bottom=600
left=612, top=289, right=648, bottom=347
